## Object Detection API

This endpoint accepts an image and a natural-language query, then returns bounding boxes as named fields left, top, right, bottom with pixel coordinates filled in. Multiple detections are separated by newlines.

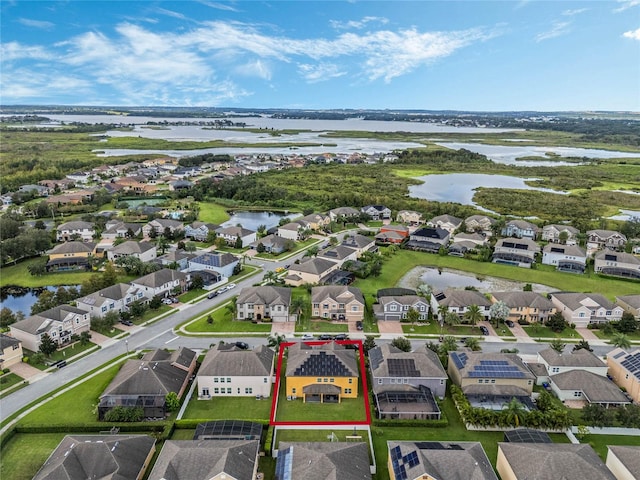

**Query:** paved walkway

left=270, top=322, right=296, bottom=337
left=507, top=322, right=538, bottom=343
left=377, top=321, right=403, bottom=335
left=576, top=327, right=607, bottom=345
left=9, top=362, right=47, bottom=382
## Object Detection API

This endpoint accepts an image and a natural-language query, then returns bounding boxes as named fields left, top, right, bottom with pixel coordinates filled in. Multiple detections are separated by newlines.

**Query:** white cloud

left=298, top=63, right=346, bottom=83
left=623, top=27, right=640, bottom=40
left=535, top=21, right=571, bottom=42
left=614, top=0, right=640, bottom=13
left=330, top=16, right=388, bottom=30
left=562, top=8, right=588, bottom=16
left=154, top=7, right=188, bottom=20
left=198, top=1, right=240, bottom=12
left=0, top=41, right=52, bottom=61
left=17, top=18, right=54, bottom=29
left=234, top=59, right=272, bottom=80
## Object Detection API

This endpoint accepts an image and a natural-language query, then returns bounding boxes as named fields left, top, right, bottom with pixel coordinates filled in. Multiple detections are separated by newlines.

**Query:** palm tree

left=611, top=332, right=632, bottom=349
left=549, top=338, right=566, bottom=353
left=290, top=297, right=307, bottom=323
left=464, top=304, right=483, bottom=326
left=267, top=334, right=285, bottom=350
left=263, top=270, right=279, bottom=285
left=441, top=336, right=458, bottom=353
left=225, top=298, right=237, bottom=319
left=502, top=398, right=527, bottom=427
left=444, top=311, right=460, bottom=328
left=437, top=304, right=449, bottom=322
left=464, top=337, right=482, bottom=351
left=572, top=340, right=593, bottom=352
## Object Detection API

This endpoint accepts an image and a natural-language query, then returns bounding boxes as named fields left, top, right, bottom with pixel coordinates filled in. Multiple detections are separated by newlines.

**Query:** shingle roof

left=595, top=250, right=640, bottom=265
left=236, top=286, right=291, bottom=307
left=286, top=342, right=358, bottom=378
left=311, top=285, right=365, bottom=305
left=587, top=229, right=626, bottom=240
left=147, top=439, right=259, bottom=480
left=57, top=221, right=94, bottom=231
left=33, top=435, right=156, bottom=480
left=498, top=443, right=616, bottom=480
left=320, top=245, right=358, bottom=260
left=369, top=344, right=447, bottom=381
left=290, top=257, right=338, bottom=275
left=132, top=268, right=187, bottom=288
left=607, top=445, right=640, bottom=477
left=110, top=240, right=155, bottom=255
left=433, top=289, right=492, bottom=308
left=616, top=294, right=640, bottom=309
left=542, top=243, right=587, bottom=256
left=277, top=442, right=371, bottom=480
left=199, top=344, right=274, bottom=377
left=450, top=352, right=535, bottom=381
left=429, top=214, right=463, bottom=226
left=538, top=348, right=605, bottom=368
left=11, top=305, right=87, bottom=335
left=0, top=333, right=20, bottom=350
left=48, top=241, right=95, bottom=255
left=551, top=292, right=617, bottom=311
left=550, top=370, right=630, bottom=404
left=491, top=291, right=554, bottom=310
left=78, top=283, right=137, bottom=307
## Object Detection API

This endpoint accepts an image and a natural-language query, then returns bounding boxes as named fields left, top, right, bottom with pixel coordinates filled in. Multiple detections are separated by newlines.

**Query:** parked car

left=216, top=286, right=228, bottom=295
left=162, top=298, right=174, bottom=305
left=119, top=319, right=133, bottom=327
left=479, top=326, right=489, bottom=335
left=207, top=291, right=219, bottom=299
left=334, top=334, right=348, bottom=341
left=275, top=267, right=285, bottom=273
left=505, top=320, right=515, bottom=327
left=301, top=334, right=314, bottom=340
left=356, top=321, right=363, bottom=331
left=318, top=334, right=333, bottom=340
left=235, top=341, right=249, bottom=350
left=170, top=297, right=179, bottom=304
left=227, top=283, right=237, bottom=290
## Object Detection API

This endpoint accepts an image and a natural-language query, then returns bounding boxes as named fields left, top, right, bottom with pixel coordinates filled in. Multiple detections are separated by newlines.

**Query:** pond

left=0, top=286, right=80, bottom=316
left=221, top=211, right=300, bottom=231
left=408, top=173, right=566, bottom=208
left=118, top=197, right=168, bottom=208
left=397, top=267, right=556, bottom=294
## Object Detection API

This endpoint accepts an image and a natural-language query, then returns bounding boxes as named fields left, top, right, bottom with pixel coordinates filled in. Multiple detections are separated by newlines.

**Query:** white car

left=227, top=283, right=237, bottom=290
left=301, top=334, right=314, bottom=340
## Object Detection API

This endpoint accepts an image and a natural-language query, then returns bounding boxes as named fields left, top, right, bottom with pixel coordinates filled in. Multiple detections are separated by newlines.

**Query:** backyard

left=182, top=394, right=273, bottom=421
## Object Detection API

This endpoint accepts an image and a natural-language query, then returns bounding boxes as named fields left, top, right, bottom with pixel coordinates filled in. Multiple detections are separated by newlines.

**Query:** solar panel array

left=613, top=351, right=626, bottom=359
left=275, top=446, right=293, bottom=480
left=388, top=358, right=420, bottom=377
left=293, top=351, right=351, bottom=377
left=621, top=352, right=640, bottom=380
left=503, top=428, right=552, bottom=444
left=390, top=446, right=420, bottom=480
left=450, top=352, right=468, bottom=369
left=415, top=442, right=464, bottom=451
left=468, top=359, right=526, bottom=378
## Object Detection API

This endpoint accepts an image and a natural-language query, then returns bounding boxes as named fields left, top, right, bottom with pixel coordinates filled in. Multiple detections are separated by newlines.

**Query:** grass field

left=18, top=364, right=121, bottom=426
left=0, top=433, right=67, bottom=480
left=580, top=433, right=640, bottom=461
left=523, top=324, right=580, bottom=340
left=182, top=394, right=273, bottom=420
left=197, top=201, right=230, bottom=224
left=0, top=372, right=25, bottom=394
left=295, top=320, right=350, bottom=333
left=183, top=301, right=273, bottom=333
left=46, top=340, right=98, bottom=363
left=0, top=258, right=96, bottom=288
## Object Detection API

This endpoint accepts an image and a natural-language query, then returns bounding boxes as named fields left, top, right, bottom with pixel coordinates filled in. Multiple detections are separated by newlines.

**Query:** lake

left=408, top=173, right=566, bottom=208
left=1, top=286, right=79, bottom=316
left=397, top=267, right=556, bottom=294
left=221, top=211, right=300, bottom=231
left=436, top=142, right=640, bottom=166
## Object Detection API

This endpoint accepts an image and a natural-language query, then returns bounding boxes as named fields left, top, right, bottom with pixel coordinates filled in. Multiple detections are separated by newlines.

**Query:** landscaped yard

left=0, top=433, right=66, bottom=480
left=590, top=328, right=640, bottom=342
left=18, top=364, right=121, bottom=426
left=182, top=301, right=272, bottom=333
left=179, top=288, right=207, bottom=303
left=47, top=340, right=98, bottom=362
left=0, top=257, right=96, bottom=288
left=135, top=304, right=172, bottom=324
left=295, top=319, right=350, bottom=334
left=523, top=324, right=581, bottom=340
left=0, top=372, right=26, bottom=395
left=402, top=322, right=488, bottom=337
left=197, top=201, right=230, bottom=224
left=182, top=394, right=273, bottom=421
left=254, top=237, right=322, bottom=260
left=580, top=433, right=640, bottom=461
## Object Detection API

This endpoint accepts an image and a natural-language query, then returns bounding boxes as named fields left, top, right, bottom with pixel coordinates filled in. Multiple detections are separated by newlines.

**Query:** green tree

left=610, top=332, right=632, bottom=349
left=546, top=312, right=568, bottom=332
left=489, top=301, right=510, bottom=328
left=406, top=307, right=420, bottom=323
left=165, top=392, right=181, bottom=412
left=444, top=311, right=459, bottom=328
left=549, top=338, right=566, bottom=353
left=79, top=330, right=92, bottom=346
left=27, top=258, right=48, bottom=276
left=268, top=334, right=285, bottom=350
left=0, top=307, right=17, bottom=328
left=304, top=245, right=319, bottom=257
left=391, top=336, right=412, bottom=352
left=617, top=312, right=638, bottom=334
left=156, top=236, right=170, bottom=255
left=441, top=336, right=458, bottom=353
left=464, top=304, right=483, bottom=326
left=464, top=337, right=482, bottom=351
left=149, top=295, right=163, bottom=310
left=572, top=340, right=593, bottom=352
left=502, top=398, right=527, bottom=427
left=263, top=270, right=279, bottom=285
left=290, top=296, right=306, bottom=322
left=225, top=298, right=237, bottom=319
left=214, top=236, right=227, bottom=249
left=206, top=314, right=213, bottom=324
left=190, top=274, right=204, bottom=290
left=234, top=235, right=243, bottom=249
left=256, top=242, right=265, bottom=253
left=129, top=300, right=147, bottom=318
left=39, top=333, right=57, bottom=356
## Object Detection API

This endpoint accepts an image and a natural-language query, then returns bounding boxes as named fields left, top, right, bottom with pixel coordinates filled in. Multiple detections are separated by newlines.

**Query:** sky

left=1, top=1, right=639, bottom=111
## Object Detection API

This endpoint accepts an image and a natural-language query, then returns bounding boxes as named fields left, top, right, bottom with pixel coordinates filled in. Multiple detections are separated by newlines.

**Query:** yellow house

left=607, top=348, right=640, bottom=404
left=285, top=342, right=359, bottom=403
left=490, top=292, right=556, bottom=324
left=46, top=241, right=94, bottom=272
left=0, top=334, right=23, bottom=369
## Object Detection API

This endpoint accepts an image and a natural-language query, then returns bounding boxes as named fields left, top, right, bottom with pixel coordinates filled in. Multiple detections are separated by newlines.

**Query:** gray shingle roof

left=498, top=443, right=616, bottom=480
left=491, top=291, right=554, bottom=310
left=0, top=333, right=20, bottom=350
left=550, top=370, right=630, bottom=404
left=617, top=294, right=640, bottom=309
left=33, top=435, right=156, bottom=480
left=278, top=442, right=371, bottom=480
left=286, top=342, right=358, bottom=378
left=148, top=439, right=259, bottom=480
left=110, top=240, right=155, bottom=255
left=236, top=286, right=291, bottom=307
left=57, top=221, right=94, bottom=231
left=434, top=289, right=492, bottom=308
left=132, top=268, right=187, bottom=288
left=311, top=285, right=365, bottom=305
left=11, top=304, right=87, bottom=335
left=542, top=243, right=587, bottom=256
left=199, top=344, right=274, bottom=377
left=78, top=283, right=138, bottom=307
left=551, top=292, right=617, bottom=311
left=291, top=257, right=338, bottom=275
left=539, top=348, right=605, bottom=368
left=369, top=344, right=447, bottom=380
left=607, top=445, right=640, bottom=477
left=48, top=241, right=95, bottom=255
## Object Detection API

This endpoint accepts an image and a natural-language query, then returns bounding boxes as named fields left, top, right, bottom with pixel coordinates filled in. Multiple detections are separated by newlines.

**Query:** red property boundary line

left=269, top=340, right=371, bottom=426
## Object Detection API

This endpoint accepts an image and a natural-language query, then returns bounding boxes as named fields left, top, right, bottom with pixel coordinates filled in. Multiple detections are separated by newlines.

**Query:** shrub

left=103, top=406, right=144, bottom=422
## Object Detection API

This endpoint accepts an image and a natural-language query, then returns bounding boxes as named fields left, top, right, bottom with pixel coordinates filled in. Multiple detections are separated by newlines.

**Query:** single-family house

left=607, top=348, right=640, bottom=404
left=396, top=210, right=424, bottom=225
left=298, top=212, right=331, bottom=230
left=187, top=252, right=239, bottom=279
left=197, top=344, right=275, bottom=399
left=405, top=227, right=450, bottom=253
left=107, top=240, right=157, bottom=263
left=285, top=342, right=359, bottom=403
left=131, top=268, right=189, bottom=299
left=465, top=214, right=496, bottom=236
left=319, top=244, right=359, bottom=266
left=492, top=237, right=540, bottom=268
left=370, top=344, right=447, bottom=420
left=168, top=180, right=194, bottom=191
left=490, top=291, right=555, bottom=324
left=448, top=352, right=535, bottom=409
left=328, top=206, right=360, bottom=222
left=373, top=294, right=429, bottom=321
left=76, top=283, right=146, bottom=318
left=236, top=286, right=291, bottom=322
left=388, top=441, right=498, bottom=480
left=155, top=249, right=194, bottom=270
left=550, top=292, right=624, bottom=327
left=375, top=225, right=409, bottom=244
left=32, top=435, right=156, bottom=480
left=549, top=370, right=630, bottom=407
left=148, top=439, right=260, bottom=480
left=101, top=221, right=142, bottom=240
left=98, top=347, right=196, bottom=420
left=276, top=442, right=371, bottom=480
left=497, top=443, right=616, bottom=480
left=594, top=251, right=640, bottom=280
left=542, top=224, right=580, bottom=245
left=587, top=229, right=627, bottom=253
left=361, top=204, right=392, bottom=221
left=535, top=347, right=608, bottom=381
left=606, top=445, right=640, bottom=480
left=311, top=285, right=365, bottom=322
left=65, top=171, right=92, bottom=184
left=449, top=232, right=488, bottom=256
left=431, top=289, right=492, bottom=322
left=284, top=257, right=340, bottom=286
left=184, top=221, right=220, bottom=242
left=427, top=214, right=463, bottom=235
left=277, top=220, right=310, bottom=241
left=250, top=234, right=290, bottom=254
left=0, top=193, right=13, bottom=209
left=0, top=334, right=23, bottom=369
left=616, top=294, right=640, bottom=318
left=215, top=225, right=257, bottom=247
left=542, top=244, right=587, bottom=273
left=18, top=184, right=50, bottom=196
left=9, top=305, right=90, bottom=352
left=341, top=233, right=377, bottom=256
left=502, top=219, right=539, bottom=239
left=142, top=218, right=184, bottom=237
left=56, top=221, right=95, bottom=242
left=46, top=241, right=94, bottom=272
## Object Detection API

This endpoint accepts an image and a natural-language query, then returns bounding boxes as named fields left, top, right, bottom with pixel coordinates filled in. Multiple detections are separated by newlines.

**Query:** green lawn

left=0, top=433, right=67, bottom=480
left=182, top=395, right=273, bottom=420
left=402, top=322, right=486, bottom=337
left=255, top=237, right=321, bottom=260
left=179, top=288, right=207, bottom=303
left=0, top=372, right=25, bottom=393
left=18, top=364, right=121, bottom=426
left=590, top=329, right=640, bottom=341
left=296, top=320, right=350, bottom=334
left=0, top=257, right=96, bottom=288
left=580, top=434, right=640, bottom=461
left=135, top=304, right=172, bottom=324
left=92, top=326, right=125, bottom=338
left=46, top=341, right=98, bottom=363
left=523, top=324, right=581, bottom=340
left=182, top=301, right=273, bottom=333
left=171, top=428, right=197, bottom=440
left=197, top=202, right=231, bottom=224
